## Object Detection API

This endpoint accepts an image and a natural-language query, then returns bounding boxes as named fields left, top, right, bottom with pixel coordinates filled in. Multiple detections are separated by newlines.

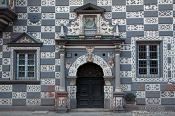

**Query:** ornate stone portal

left=67, top=54, right=114, bottom=109
left=56, top=3, right=125, bottom=111
left=67, top=52, right=124, bottom=110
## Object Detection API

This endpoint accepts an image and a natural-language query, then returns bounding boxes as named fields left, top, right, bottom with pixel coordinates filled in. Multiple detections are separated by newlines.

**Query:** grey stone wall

left=0, top=0, right=175, bottom=106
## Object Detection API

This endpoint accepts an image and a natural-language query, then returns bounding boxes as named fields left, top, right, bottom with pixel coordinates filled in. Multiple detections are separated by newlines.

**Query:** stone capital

left=59, top=45, right=66, bottom=53
left=114, top=44, right=121, bottom=53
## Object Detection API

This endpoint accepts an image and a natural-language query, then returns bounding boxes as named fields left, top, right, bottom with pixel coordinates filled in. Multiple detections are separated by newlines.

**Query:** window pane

left=0, top=0, right=6, bottom=5
left=138, top=45, right=147, bottom=75
left=139, top=60, right=147, bottom=67
left=139, top=68, right=147, bottom=74
left=28, top=60, right=34, bottom=65
left=150, top=60, right=157, bottom=67
left=28, top=66, right=34, bottom=71
left=28, top=54, right=34, bottom=59
left=139, top=45, right=146, bottom=51
left=150, top=52, right=157, bottom=59
left=149, top=45, right=158, bottom=75
left=19, top=60, right=25, bottom=65
left=28, top=72, right=34, bottom=77
left=139, top=52, right=146, bottom=59
left=19, top=54, right=25, bottom=60
left=149, top=45, right=157, bottom=51
left=150, top=68, right=158, bottom=74
left=19, top=66, right=25, bottom=71
left=19, top=72, right=25, bottom=77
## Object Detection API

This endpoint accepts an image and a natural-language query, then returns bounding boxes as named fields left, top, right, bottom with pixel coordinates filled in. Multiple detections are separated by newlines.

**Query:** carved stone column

left=55, top=45, right=68, bottom=112
left=60, top=52, right=65, bottom=91
left=79, top=15, right=85, bottom=39
left=95, top=14, right=101, bottom=39
left=96, top=14, right=100, bottom=35
left=113, top=45, right=124, bottom=111
left=114, top=53, right=121, bottom=92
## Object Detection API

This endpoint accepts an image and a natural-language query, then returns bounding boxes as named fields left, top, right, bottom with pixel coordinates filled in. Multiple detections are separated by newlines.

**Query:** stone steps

left=32, top=111, right=49, bottom=116
left=70, top=108, right=111, bottom=112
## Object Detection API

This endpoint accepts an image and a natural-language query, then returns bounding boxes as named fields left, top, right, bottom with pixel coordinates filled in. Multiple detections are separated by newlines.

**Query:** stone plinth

left=113, top=92, right=124, bottom=112
left=55, top=92, right=68, bottom=113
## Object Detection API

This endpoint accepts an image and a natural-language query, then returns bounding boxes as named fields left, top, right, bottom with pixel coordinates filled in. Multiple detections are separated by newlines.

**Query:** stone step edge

left=32, top=111, right=49, bottom=114
left=70, top=108, right=111, bottom=112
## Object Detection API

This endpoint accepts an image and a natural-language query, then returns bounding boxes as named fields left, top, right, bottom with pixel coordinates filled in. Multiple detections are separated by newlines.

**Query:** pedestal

left=55, top=92, right=68, bottom=113
left=113, top=92, right=124, bottom=111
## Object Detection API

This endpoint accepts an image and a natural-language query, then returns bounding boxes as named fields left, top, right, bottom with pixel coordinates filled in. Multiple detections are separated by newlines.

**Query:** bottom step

left=71, top=108, right=111, bottom=112
left=32, top=111, right=49, bottom=115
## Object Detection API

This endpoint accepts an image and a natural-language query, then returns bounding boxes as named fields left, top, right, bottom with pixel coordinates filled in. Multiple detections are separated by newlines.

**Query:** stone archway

left=67, top=54, right=113, bottom=109
left=68, top=54, right=112, bottom=77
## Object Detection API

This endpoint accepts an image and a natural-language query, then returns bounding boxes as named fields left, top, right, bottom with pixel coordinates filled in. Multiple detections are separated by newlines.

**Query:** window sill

left=138, top=75, right=159, bottom=78
left=0, top=80, right=40, bottom=84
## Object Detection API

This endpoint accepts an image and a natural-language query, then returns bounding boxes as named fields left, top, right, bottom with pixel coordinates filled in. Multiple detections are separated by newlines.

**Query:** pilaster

left=59, top=45, right=66, bottom=91
left=113, top=45, right=125, bottom=111
left=55, top=45, right=68, bottom=112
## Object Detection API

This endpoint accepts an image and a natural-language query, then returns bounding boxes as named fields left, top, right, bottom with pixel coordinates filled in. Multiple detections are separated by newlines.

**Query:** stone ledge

left=0, top=80, right=40, bottom=84
left=124, top=104, right=175, bottom=112
left=0, top=106, right=55, bottom=111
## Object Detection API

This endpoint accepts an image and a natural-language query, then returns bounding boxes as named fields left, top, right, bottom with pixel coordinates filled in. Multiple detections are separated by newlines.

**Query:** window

left=0, top=0, right=7, bottom=6
left=138, top=44, right=159, bottom=77
left=0, top=0, right=14, bottom=9
left=16, top=52, right=36, bottom=80
left=83, top=15, right=97, bottom=36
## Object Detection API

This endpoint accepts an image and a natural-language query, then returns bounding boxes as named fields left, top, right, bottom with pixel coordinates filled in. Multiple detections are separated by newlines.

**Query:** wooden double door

left=76, top=63, right=104, bottom=108
left=76, top=77, right=104, bottom=108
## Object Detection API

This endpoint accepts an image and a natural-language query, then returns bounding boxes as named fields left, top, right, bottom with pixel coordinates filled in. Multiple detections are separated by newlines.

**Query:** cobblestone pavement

left=1, top=111, right=175, bottom=116
left=0, top=111, right=131, bottom=116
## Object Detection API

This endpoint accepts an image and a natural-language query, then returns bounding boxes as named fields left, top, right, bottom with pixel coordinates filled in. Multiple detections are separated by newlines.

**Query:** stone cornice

left=56, top=39, right=125, bottom=46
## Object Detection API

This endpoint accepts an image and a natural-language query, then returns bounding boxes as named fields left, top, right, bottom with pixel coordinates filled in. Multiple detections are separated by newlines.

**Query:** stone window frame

left=136, top=42, right=161, bottom=78
left=131, top=37, right=173, bottom=83
left=15, top=50, right=36, bottom=80
left=10, top=47, right=40, bottom=81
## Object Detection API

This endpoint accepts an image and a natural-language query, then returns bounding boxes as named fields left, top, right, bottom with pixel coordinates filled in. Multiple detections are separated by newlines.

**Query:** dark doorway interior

left=76, top=63, right=104, bottom=108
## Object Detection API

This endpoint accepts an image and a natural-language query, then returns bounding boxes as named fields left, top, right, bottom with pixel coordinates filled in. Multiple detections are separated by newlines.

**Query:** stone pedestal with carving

left=113, top=92, right=124, bottom=111
left=67, top=85, right=77, bottom=109
left=104, top=86, right=113, bottom=109
left=55, top=92, right=68, bottom=112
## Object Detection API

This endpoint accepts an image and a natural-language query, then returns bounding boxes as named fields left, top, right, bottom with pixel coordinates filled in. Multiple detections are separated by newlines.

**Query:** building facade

left=0, top=0, right=175, bottom=111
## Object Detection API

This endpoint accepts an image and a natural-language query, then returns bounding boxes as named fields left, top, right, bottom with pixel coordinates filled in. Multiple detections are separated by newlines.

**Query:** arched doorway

left=76, top=62, right=104, bottom=108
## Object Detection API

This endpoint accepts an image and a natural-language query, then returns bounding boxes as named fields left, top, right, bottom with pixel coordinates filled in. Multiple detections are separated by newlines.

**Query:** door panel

left=77, top=77, right=104, bottom=108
